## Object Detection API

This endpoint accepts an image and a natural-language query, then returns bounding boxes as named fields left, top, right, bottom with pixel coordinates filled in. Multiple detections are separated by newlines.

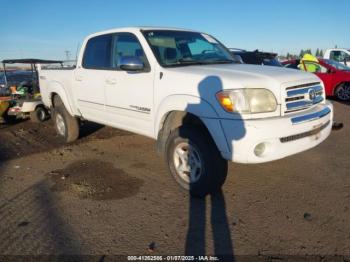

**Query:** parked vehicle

left=0, top=97, right=11, bottom=123
left=1, top=59, right=62, bottom=122
left=229, top=48, right=282, bottom=66
left=1, top=71, right=33, bottom=92
left=0, top=72, right=5, bottom=89
left=324, top=48, right=350, bottom=66
left=38, top=27, right=333, bottom=197
left=282, top=56, right=350, bottom=101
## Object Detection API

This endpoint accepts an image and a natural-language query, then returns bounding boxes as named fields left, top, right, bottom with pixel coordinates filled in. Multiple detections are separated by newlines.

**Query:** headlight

left=216, top=88, right=277, bottom=114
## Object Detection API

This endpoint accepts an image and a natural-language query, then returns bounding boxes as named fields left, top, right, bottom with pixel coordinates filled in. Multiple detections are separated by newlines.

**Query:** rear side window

left=83, top=34, right=112, bottom=69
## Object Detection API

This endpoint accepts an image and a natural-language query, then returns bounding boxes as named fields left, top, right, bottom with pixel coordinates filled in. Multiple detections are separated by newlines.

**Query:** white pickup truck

left=324, top=48, right=350, bottom=66
left=38, top=27, right=333, bottom=197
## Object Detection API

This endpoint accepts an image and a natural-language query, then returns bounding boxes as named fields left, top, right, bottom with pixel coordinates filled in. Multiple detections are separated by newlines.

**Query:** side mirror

left=232, top=54, right=243, bottom=64
left=327, top=68, right=335, bottom=74
left=119, top=56, right=144, bottom=71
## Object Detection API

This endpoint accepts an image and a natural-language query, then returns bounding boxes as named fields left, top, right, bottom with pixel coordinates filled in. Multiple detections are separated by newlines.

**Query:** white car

left=38, top=27, right=333, bottom=197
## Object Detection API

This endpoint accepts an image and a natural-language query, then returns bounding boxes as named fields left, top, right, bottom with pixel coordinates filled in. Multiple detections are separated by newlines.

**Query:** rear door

left=74, top=34, right=113, bottom=121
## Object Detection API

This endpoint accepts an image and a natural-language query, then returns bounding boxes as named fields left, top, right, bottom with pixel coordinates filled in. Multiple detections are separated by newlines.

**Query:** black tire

left=335, top=83, right=350, bottom=101
left=30, top=106, right=48, bottom=123
left=53, top=96, right=79, bottom=143
left=165, top=126, right=228, bottom=198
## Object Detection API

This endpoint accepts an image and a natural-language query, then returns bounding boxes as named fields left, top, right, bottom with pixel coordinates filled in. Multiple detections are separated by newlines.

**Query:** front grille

left=284, top=82, right=324, bottom=113
left=280, top=120, right=330, bottom=143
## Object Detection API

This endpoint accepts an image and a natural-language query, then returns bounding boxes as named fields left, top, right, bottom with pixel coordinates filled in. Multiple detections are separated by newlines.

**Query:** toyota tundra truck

left=38, top=27, right=333, bottom=197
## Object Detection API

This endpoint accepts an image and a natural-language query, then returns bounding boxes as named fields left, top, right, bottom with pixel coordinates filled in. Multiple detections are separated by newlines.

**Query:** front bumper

left=220, top=101, right=333, bottom=163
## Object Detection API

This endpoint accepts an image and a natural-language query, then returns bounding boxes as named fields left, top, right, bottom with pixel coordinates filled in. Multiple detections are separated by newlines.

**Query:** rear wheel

left=53, top=96, right=79, bottom=143
left=165, top=126, right=228, bottom=198
left=335, top=83, right=350, bottom=101
left=30, top=106, right=48, bottom=123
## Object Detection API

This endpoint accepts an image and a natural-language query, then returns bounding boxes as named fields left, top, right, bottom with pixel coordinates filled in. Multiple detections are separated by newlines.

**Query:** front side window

left=303, top=61, right=327, bottom=73
left=83, top=34, right=112, bottom=69
left=142, top=30, right=234, bottom=67
left=112, top=33, right=148, bottom=69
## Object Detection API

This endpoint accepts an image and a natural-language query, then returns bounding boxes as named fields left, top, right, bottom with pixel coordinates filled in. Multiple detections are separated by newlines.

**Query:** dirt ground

left=0, top=100, right=349, bottom=261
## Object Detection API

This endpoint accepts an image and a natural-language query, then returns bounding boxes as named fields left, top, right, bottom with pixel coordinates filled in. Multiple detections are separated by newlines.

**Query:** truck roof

left=326, top=48, right=350, bottom=51
left=102, top=26, right=196, bottom=31
left=85, top=26, right=199, bottom=39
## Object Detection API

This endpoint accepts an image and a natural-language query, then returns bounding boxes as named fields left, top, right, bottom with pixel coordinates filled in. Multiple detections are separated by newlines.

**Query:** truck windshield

left=142, top=30, right=235, bottom=67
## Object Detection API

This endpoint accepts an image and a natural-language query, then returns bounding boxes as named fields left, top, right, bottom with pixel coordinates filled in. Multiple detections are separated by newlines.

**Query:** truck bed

left=38, top=68, right=76, bottom=111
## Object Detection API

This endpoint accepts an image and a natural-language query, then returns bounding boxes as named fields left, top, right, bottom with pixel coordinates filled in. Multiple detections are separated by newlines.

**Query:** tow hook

left=332, top=121, right=344, bottom=131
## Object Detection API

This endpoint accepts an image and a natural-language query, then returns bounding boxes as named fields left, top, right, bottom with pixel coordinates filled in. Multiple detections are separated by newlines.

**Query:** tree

left=299, top=49, right=305, bottom=58
left=319, top=49, right=324, bottom=57
left=316, top=48, right=320, bottom=57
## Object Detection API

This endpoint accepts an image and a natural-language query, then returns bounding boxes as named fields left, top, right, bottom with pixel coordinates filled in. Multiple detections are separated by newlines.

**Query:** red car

left=282, top=58, right=350, bottom=101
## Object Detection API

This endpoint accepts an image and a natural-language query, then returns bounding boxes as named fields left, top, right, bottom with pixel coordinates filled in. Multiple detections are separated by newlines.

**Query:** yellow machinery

left=0, top=98, right=10, bottom=122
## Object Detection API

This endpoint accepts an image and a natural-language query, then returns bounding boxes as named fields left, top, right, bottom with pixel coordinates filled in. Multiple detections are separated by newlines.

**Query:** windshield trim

left=140, top=29, right=235, bottom=68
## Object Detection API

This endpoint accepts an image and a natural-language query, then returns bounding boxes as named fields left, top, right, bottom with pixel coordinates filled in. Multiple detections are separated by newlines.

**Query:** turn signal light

left=216, top=93, right=234, bottom=112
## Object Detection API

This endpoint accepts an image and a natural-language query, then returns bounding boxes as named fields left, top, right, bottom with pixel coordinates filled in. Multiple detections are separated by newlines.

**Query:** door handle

left=105, top=78, right=117, bottom=85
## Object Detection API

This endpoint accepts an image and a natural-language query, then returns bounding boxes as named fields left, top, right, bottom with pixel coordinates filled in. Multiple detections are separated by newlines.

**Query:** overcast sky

left=0, top=0, right=349, bottom=60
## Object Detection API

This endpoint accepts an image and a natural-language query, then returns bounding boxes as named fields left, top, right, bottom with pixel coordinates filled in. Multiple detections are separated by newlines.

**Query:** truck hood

left=165, top=63, right=319, bottom=86
left=163, top=63, right=321, bottom=104
left=160, top=63, right=321, bottom=119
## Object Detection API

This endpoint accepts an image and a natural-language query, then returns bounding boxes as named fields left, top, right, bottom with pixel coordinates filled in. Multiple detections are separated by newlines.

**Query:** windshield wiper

left=167, top=59, right=234, bottom=67
left=178, top=59, right=205, bottom=65
left=202, top=59, right=235, bottom=64
left=166, top=59, right=205, bottom=67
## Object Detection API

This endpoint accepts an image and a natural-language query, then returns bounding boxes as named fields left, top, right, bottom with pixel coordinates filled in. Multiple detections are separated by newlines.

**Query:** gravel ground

left=0, top=100, right=349, bottom=261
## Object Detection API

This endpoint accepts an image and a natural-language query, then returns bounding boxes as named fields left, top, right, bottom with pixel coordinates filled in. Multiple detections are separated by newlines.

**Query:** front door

left=104, top=33, right=155, bottom=136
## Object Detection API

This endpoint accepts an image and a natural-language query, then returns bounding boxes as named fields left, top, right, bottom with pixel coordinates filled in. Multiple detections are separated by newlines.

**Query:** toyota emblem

left=308, top=89, right=316, bottom=101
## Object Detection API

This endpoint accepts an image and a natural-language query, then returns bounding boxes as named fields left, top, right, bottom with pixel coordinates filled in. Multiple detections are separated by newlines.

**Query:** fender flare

left=154, top=95, right=218, bottom=134
left=154, top=95, right=230, bottom=155
left=47, top=81, right=76, bottom=116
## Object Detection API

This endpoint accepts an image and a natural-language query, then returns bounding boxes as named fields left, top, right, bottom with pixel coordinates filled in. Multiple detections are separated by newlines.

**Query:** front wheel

left=335, top=83, right=350, bottom=101
left=165, top=126, right=228, bottom=198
